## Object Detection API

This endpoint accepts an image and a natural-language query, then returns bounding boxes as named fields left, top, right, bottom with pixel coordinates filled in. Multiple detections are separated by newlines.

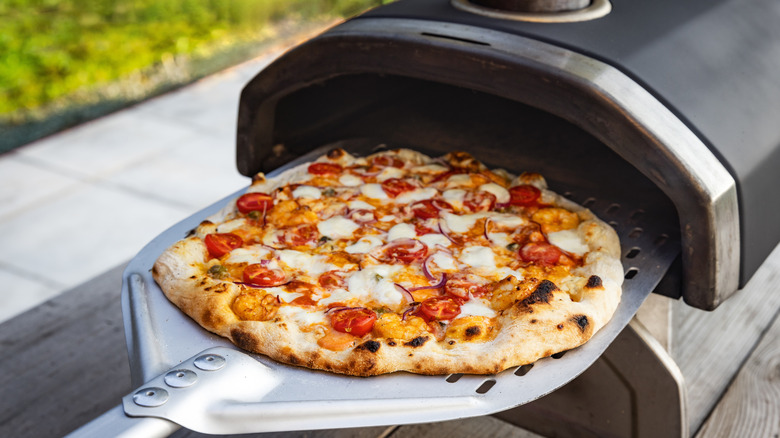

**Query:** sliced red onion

left=435, top=244, right=453, bottom=254
left=422, top=254, right=436, bottom=281
left=438, top=221, right=456, bottom=243
left=394, top=283, right=414, bottom=302
left=324, top=306, right=360, bottom=314
left=431, top=199, right=451, bottom=211
left=483, top=217, right=492, bottom=241
left=402, top=302, right=421, bottom=321
left=233, top=280, right=291, bottom=288
left=409, top=273, right=447, bottom=292
left=348, top=209, right=377, bottom=224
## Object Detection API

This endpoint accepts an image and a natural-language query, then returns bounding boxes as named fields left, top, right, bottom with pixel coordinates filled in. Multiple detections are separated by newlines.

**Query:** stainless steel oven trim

left=241, top=17, right=738, bottom=308
left=450, top=0, right=612, bottom=23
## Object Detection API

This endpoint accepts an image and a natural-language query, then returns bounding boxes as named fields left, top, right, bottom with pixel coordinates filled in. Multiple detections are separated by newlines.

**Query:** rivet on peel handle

left=194, top=354, right=226, bottom=371
left=164, top=369, right=198, bottom=388
left=132, top=387, right=169, bottom=407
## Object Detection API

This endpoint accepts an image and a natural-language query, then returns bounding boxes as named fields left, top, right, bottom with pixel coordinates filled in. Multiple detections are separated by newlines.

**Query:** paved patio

left=0, top=47, right=293, bottom=323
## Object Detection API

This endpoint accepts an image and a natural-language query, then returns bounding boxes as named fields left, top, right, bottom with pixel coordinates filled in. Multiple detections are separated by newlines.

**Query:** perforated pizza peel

left=67, top=144, right=680, bottom=437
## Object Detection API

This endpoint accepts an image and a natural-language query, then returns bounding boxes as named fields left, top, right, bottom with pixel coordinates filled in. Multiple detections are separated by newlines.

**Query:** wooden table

left=2, top=243, right=780, bottom=437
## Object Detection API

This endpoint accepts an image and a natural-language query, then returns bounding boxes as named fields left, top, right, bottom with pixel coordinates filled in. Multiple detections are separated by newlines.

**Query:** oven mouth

left=450, top=0, right=612, bottom=22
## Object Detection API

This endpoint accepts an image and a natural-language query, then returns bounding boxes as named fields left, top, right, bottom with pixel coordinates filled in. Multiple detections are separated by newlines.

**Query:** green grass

left=0, top=0, right=385, bottom=151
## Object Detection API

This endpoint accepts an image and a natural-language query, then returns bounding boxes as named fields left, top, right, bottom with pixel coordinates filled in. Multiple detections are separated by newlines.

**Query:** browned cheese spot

left=585, top=275, right=603, bottom=289
left=357, top=340, right=381, bottom=353
left=404, top=336, right=430, bottom=347
left=571, top=314, right=590, bottom=332
left=465, top=326, right=482, bottom=338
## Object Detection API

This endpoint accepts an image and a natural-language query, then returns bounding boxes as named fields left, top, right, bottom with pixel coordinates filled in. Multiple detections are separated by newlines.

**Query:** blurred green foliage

left=0, top=0, right=383, bottom=117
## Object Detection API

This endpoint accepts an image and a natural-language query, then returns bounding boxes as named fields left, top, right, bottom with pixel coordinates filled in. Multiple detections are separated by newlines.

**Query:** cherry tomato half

left=418, top=297, right=461, bottom=322
left=330, top=307, right=377, bottom=337
left=380, top=239, right=428, bottom=264
left=445, top=276, right=487, bottom=299
left=381, top=178, right=416, bottom=198
left=243, top=264, right=286, bottom=287
left=372, top=155, right=404, bottom=168
left=463, top=191, right=496, bottom=212
left=411, top=199, right=452, bottom=219
left=308, top=162, right=343, bottom=176
left=204, top=233, right=243, bottom=259
left=509, top=185, right=542, bottom=206
left=283, top=224, right=318, bottom=246
left=519, top=242, right=563, bottom=266
left=318, top=270, right=347, bottom=289
left=236, top=192, right=273, bottom=214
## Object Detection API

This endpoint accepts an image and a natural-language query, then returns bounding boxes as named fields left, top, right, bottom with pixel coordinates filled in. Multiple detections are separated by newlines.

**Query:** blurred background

left=1, top=0, right=387, bottom=152
left=0, top=0, right=389, bottom=323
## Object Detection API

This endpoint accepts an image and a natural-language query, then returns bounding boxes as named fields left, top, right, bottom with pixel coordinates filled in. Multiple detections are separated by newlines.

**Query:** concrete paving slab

left=16, top=107, right=199, bottom=180
left=0, top=267, right=61, bottom=322
left=0, top=183, right=190, bottom=289
left=0, top=152, right=84, bottom=220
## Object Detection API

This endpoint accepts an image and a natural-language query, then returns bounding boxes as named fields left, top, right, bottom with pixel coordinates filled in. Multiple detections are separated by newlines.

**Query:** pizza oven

left=237, top=0, right=780, bottom=312
left=67, top=1, right=780, bottom=437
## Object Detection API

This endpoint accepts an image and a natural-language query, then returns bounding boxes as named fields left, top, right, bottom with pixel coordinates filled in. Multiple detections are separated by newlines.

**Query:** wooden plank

left=0, top=264, right=131, bottom=438
left=391, top=417, right=542, bottom=438
left=695, top=310, right=780, bottom=437
left=672, top=243, right=780, bottom=435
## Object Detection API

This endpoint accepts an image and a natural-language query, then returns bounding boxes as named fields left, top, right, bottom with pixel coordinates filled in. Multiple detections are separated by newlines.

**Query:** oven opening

left=269, top=72, right=682, bottom=297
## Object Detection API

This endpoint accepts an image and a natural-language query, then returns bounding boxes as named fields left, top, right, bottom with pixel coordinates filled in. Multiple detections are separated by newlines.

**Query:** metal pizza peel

left=67, top=144, right=680, bottom=437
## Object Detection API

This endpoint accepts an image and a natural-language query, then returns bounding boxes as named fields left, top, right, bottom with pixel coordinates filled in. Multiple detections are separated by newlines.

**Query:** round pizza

left=152, top=148, right=623, bottom=376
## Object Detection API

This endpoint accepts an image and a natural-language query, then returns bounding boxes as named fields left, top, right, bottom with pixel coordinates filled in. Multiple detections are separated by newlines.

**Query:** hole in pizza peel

left=626, top=248, right=640, bottom=259
left=628, top=227, right=643, bottom=239
left=606, top=203, right=621, bottom=215
left=629, top=209, right=645, bottom=222
left=582, top=198, right=596, bottom=208
left=654, top=234, right=669, bottom=246
left=514, top=364, right=534, bottom=376
left=446, top=373, right=464, bottom=383
left=625, top=268, right=639, bottom=279
left=476, top=379, right=497, bottom=394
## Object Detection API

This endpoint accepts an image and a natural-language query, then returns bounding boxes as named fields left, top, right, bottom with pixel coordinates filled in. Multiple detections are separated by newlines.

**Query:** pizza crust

left=152, top=149, right=623, bottom=376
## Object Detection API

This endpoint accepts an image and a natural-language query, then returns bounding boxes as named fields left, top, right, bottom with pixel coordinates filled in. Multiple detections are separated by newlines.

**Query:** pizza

left=152, top=148, right=623, bottom=376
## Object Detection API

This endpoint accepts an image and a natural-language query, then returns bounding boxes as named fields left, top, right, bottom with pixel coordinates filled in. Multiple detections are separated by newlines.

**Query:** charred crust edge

left=585, top=275, right=603, bottom=289
left=404, top=336, right=430, bottom=347
left=520, top=280, right=558, bottom=306
left=572, top=314, right=589, bottom=332
left=357, top=340, right=381, bottom=353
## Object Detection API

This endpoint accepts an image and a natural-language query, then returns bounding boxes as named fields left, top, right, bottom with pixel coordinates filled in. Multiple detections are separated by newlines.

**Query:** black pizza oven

left=236, top=0, right=780, bottom=311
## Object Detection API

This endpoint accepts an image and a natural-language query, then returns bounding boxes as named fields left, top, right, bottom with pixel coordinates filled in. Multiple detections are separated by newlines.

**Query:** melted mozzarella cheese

left=459, top=246, right=497, bottom=269
left=430, top=252, right=458, bottom=272
left=442, top=212, right=487, bottom=233
left=361, top=183, right=389, bottom=200
left=318, top=288, right=353, bottom=306
left=547, top=229, right=589, bottom=255
left=411, top=164, right=449, bottom=174
left=487, top=213, right=526, bottom=229
left=479, top=183, right=510, bottom=204
left=442, top=189, right=467, bottom=209
left=495, top=267, right=524, bottom=282
left=445, top=173, right=473, bottom=188
left=387, top=223, right=416, bottom=241
left=224, top=245, right=272, bottom=265
left=292, top=185, right=321, bottom=199
left=418, top=233, right=452, bottom=248
left=486, top=232, right=513, bottom=248
left=216, top=218, right=246, bottom=233
left=317, top=216, right=359, bottom=239
left=344, top=236, right=384, bottom=254
left=338, top=174, right=363, bottom=187
left=457, top=299, right=497, bottom=319
left=379, top=215, right=397, bottom=222
left=277, top=250, right=335, bottom=276
left=347, top=264, right=403, bottom=306
left=276, top=305, right=327, bottom=326
left=376, top=167, right=405, bottom=182
left=394, top=188, right=437, bottom=204
left=348, top=200, right=375, bottom=210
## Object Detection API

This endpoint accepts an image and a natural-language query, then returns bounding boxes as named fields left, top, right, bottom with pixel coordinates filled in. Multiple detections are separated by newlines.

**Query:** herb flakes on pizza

left=152, top=148, right=623, bottom=376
